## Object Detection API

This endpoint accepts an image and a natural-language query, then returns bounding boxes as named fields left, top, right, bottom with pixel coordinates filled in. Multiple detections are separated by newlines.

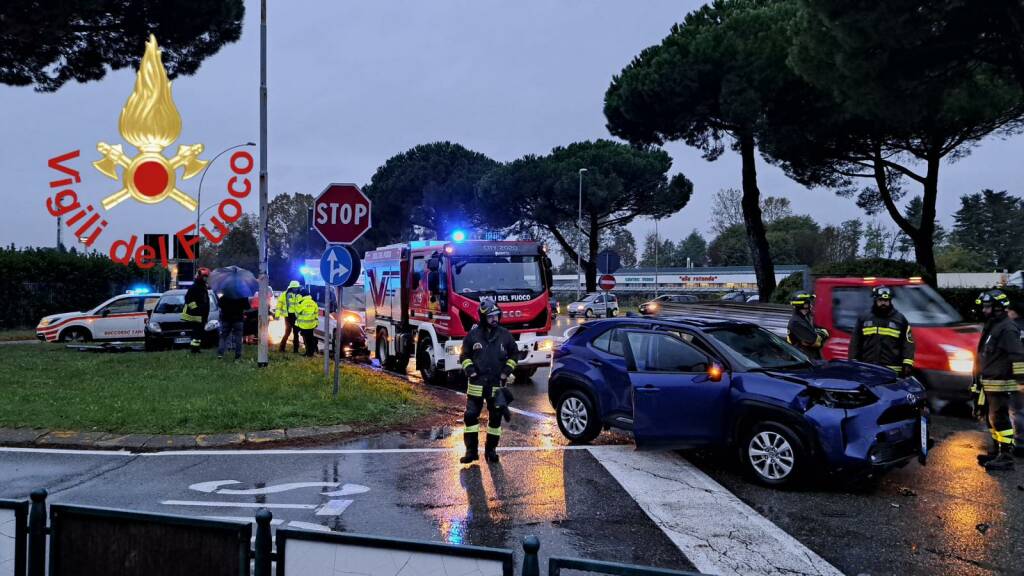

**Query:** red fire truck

left=364, top=239, right=557, bottom=384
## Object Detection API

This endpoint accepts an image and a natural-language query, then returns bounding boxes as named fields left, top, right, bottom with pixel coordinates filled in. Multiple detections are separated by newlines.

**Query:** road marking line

left=447, top=389, right=551, bottom=421
left=315, top=499, right=353, bottom=516
left=161, top=500, right=318, bottom=510
left=1, top=444, right=599, bottom=457
left=288, top=521, right=333, bottom=532
left=190, top=480, right=353, bottom=495
left=588, top=446, right=842, bottom=576
left=203, top=515, right=285, bottom=526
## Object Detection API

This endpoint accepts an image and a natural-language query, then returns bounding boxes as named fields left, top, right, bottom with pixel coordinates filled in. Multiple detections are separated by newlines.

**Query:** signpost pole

left=256, top=0, right=270, bottom=367
left=333, top=286, right=343, bottom=397
left=322, top=286, right=330, bottom=377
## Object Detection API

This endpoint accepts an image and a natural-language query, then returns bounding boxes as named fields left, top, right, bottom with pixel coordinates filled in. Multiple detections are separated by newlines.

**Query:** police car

left=36, top=292, right=162, bottom=343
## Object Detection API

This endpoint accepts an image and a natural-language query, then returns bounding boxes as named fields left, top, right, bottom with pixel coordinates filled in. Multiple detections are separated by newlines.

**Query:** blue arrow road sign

left=320, top=245, right=354, bottom=287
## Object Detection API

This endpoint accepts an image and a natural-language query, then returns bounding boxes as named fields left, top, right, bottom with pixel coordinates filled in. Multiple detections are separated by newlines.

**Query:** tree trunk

left=738, top=133, right=776, bottom=300
left=912, top=157, right=940, bottom=286
left=586, top=218, right=600, bottom=293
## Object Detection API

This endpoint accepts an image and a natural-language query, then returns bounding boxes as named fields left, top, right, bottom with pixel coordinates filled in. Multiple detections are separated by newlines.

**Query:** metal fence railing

left=3, top=489, right=704, bottom=576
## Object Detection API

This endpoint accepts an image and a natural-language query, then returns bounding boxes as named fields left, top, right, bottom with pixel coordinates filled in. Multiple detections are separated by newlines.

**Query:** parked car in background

left=639, top=294, right=698, bottom=315
left=548, top=316, right=928, bottom=487
left=720, top=291, right=752, bottom=303
left=567, top=293, right=619, bottom=318
left=144, top=289, right=220, bottom=350
left=36, top=293, right=161, bottom=343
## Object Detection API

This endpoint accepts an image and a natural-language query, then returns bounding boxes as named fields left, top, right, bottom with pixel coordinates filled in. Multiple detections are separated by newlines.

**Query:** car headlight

left=939, top=344, right=974, bottom=374
left=205, top=320, right=220, bottom=331
left=38, top=318, right=52, bottom=327
left=537, top=338, right=554, bottom=352
left=149, top=321, right=162, bottom=333
left=811, top=387, right=877, bottom=409
left=342, top=312, right=361, bottom=325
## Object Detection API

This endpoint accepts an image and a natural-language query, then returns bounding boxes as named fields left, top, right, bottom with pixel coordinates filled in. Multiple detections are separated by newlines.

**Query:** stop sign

left=599, top=274, right=616, bottom=292
left=313, top=183, right=372, bottom=244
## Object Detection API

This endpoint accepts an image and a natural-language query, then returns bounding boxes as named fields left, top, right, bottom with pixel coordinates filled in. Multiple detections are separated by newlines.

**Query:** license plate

left=919, top=415, right=928, bottom=457
left=174, top=337, right=191, bottom=344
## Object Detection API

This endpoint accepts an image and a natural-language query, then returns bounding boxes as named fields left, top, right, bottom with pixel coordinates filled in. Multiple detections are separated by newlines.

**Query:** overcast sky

left=2, top=0, right=1021, bottom=257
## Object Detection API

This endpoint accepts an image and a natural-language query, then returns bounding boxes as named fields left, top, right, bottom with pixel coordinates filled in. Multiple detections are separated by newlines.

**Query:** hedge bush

left=0, top=248, right=151, bottom=329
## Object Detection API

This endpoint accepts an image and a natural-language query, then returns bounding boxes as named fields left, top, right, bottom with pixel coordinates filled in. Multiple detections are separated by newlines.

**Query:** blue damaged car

left=548, top=316, right=929, bottom=486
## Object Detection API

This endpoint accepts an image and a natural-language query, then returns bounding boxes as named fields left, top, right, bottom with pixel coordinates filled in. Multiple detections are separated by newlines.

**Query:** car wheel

left=59, top=327, right=91, bottom=343
left=584, top=308, right=594, bottom=319
left=740, top=422, right=807, bottom=487
left=608, top=308, right=618, bottom=318
left=555, top=390, right=601, bottom=444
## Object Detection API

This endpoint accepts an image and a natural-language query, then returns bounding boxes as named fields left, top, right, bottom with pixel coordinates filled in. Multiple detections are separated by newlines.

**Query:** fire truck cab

left=364, top=240, right=557, bottom=384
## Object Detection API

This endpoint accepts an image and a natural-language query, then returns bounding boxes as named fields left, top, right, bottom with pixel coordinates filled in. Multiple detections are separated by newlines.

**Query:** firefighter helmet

left=196, top=267, right=211, bottom=281
left=479, top=298, right=502, bottom=321
left=976, top=289, right=1010, bottom=310
left=790, top=291, right=815, bottom=308
left=288, top=280, right=301, bottom=289
left=871, top=285, right=893, bottom=301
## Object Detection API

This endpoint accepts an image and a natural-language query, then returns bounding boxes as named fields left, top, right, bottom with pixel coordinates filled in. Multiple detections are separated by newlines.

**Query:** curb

left=0, top=424, right=355, bottom=452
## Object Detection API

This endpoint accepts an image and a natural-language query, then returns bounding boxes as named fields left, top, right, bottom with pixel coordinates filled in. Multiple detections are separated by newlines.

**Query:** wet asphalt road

left=2, top=314, right=1022, bottom=575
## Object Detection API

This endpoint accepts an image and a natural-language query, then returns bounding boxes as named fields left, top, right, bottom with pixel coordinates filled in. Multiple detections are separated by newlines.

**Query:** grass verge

left=0, top=344, right=437, bottom=435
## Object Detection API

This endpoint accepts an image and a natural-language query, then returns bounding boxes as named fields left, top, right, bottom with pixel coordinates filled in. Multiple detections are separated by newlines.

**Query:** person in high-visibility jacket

left=294, top=287, right=320, bottom=357
left=458, top=299, right=519, bottom=464
left=787, top=291, right=829, bottom=360
left=181, top=267, right=211, bottom=354
left=849, top=286, right=915, bottom=376
left=276, top=280, right=303, bottom=353
left=973, top=290, right=1024, bottom=471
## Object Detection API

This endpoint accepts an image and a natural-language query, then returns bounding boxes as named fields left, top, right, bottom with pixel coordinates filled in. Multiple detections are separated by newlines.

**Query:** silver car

left=567, top=293, right=619, bottom=318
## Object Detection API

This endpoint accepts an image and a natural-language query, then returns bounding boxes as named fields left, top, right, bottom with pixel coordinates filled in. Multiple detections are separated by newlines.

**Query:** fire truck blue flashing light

left=451, top=230, right=467, bottom=242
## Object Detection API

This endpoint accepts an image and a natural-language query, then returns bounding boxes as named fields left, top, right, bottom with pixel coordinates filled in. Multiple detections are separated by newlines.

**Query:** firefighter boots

left=460, top=431, right=479, bottom=464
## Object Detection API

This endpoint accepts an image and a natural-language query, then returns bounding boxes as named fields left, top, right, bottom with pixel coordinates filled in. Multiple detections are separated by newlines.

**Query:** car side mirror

left=708, top=363, right=724, bottom=382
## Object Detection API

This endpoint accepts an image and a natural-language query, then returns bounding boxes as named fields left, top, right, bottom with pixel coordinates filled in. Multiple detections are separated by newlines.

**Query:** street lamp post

left=257, top=0, right=270, bottom=368
left=194, top=142, right=256, bottom=264
left=654, top=218, right=659, bottom=298
left=577, top=168, right=587, bottom=301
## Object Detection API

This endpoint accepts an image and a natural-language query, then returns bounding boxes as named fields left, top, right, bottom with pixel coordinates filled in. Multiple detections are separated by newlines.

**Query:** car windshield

left=154, top=294, right=185, bottom=314
left=452, top=255, right=543, bottom=294
left=832, top=284, right=962, bottom=329
left=706, top=325, right=811, bottom=370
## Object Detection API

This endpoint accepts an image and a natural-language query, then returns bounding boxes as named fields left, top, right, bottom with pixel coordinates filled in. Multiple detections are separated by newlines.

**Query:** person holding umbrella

left=209, top=266, right=259, bottom=360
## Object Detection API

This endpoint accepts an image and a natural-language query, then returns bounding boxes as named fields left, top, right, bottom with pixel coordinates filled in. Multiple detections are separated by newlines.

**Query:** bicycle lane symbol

left=159, top=480, right=372, bottom=529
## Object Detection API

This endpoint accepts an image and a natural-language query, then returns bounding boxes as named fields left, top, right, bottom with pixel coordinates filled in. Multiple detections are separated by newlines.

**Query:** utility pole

left=257, top=0, right=270, bottom=367
left=576, top=168, right=587, bottom=300
left=654, top=219, right=659, bottom=298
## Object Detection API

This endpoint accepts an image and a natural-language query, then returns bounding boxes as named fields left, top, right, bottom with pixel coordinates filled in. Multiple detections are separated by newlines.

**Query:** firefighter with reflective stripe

left=973, top=290, right=1024, bottom=471
left=180, top=267, right=211, bottom=353
left=849, top=285, right=915, bottom=375
left=276, top=280, right=303, bottom=353
left=459, top=298, right=519, bottom=464
left=787, top=291, right=829, bottom=360
left=294, top=287, right=320, bottom=357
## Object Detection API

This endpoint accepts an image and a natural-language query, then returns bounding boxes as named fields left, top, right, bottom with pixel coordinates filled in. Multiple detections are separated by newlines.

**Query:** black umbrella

left=209, top=266, right=258, bottom=300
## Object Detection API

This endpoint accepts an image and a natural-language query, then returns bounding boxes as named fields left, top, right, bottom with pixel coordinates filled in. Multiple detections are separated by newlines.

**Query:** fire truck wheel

left=418, top=335, right=447, bottom=385
left=513, top=366, right=538, bottom=382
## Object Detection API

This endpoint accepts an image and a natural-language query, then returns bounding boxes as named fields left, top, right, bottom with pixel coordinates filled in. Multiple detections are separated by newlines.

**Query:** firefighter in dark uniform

left=1009, top=302, right=1024, bottom=456
left=972, top=290, right=1024, bottom=471
left=181, top=267, right=211, bottom=354
left=459, top=299, right=519, bottom=464
left=787, top=291, right=829, bottom=360
left=849, top=285, right=915, bottom=375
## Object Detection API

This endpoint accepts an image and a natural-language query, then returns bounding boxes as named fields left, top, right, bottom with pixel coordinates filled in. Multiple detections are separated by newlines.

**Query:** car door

left=621, top=329, right=731, bottom=448
left=94, top=296, right=145, bottom=340
left=589, top=323, right=648, bottom=417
